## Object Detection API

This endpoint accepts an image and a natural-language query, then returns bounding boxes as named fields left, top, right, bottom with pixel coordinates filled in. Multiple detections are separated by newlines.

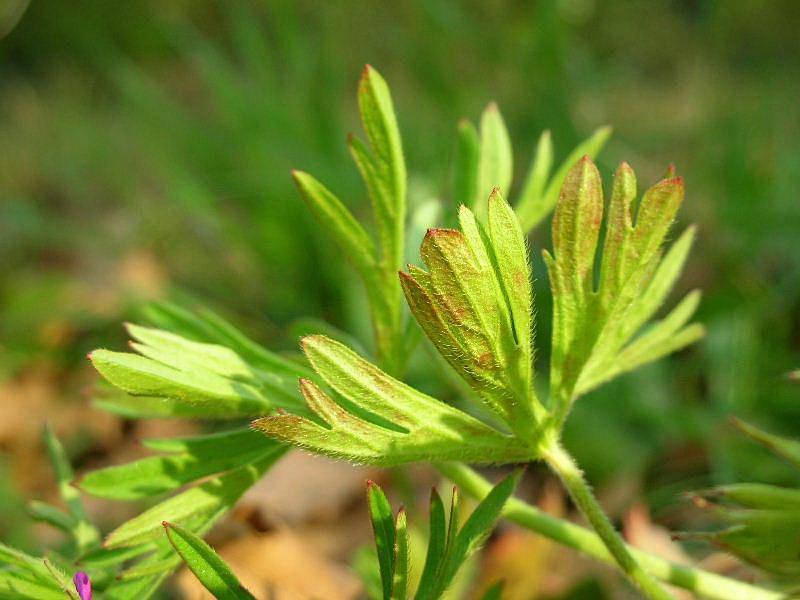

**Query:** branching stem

left=540, top=442, right=675, bottom=600
left=436, top=462, right=782, bottom=600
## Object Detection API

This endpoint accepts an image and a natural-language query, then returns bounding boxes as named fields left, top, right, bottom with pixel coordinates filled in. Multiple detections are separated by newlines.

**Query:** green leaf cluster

left=261, top=158, right=702, bottom=465
left=689, top=419, right=800, bottom=577
left=365, top=472, right=519, bottom=599
left=453, top=103, right=611, bottom=231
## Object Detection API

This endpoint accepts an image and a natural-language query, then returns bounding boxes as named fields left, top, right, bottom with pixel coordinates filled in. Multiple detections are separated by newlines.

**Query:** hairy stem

left=541, top=442, right=675, bottom=600
left=436, top=462, right=782, bottom=600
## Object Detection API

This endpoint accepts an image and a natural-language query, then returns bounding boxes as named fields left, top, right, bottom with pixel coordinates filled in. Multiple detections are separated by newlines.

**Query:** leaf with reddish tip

left=552, top=156, right=604, bottom=304
left=546, top=159, right=702, bottom=424
left=599, top=162, right=637, bottom=307
left=632, top=176, right=685, bottom=263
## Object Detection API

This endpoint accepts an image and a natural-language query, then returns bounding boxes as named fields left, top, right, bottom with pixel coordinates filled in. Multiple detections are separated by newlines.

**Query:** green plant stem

left=541, top=442, right=675, bottom=600
left=436, top=462, right=783, bottom=600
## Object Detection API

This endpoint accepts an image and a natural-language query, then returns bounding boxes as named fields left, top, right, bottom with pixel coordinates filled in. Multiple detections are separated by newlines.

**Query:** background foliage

left=1, top=0, right=799, bottom=596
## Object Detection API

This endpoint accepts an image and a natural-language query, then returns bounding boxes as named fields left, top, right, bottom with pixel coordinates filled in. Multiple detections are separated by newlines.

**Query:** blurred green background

left=1, top=0, right=799, bottom=565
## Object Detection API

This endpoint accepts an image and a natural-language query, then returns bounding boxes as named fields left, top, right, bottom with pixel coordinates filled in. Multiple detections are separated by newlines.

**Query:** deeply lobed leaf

left=255, top=335, right=533, bottom=465
left=402, top=194, right=542, bottom=438
left=545, top=157, right=703, bottom=424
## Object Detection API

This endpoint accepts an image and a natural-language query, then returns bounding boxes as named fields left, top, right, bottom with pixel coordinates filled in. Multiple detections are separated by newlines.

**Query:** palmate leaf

left=255, top=335, right=533, bottom=465
left=400, top=192, right=543, bottom=439
left=91, top=319, right=311, bottom=420
left=163, top=522, right=256, bottom=600
left=544, top=157, right=703, bottom=425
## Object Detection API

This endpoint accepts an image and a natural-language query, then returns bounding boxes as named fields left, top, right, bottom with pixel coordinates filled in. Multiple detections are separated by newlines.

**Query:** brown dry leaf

left=174, top=529, right=362, bottom=600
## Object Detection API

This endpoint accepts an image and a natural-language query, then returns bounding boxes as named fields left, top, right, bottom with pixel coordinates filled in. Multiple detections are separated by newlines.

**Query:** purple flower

left=73, top=571, right=91, bottom=600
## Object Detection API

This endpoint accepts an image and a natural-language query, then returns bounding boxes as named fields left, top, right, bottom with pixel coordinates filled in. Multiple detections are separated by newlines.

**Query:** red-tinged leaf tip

left=162, top=521, right=170, bottom=528
left=86, top=352, right=94, bottom=361
left=579, top=154, right=593, bottom=165
left=425, top=227, right=459, bottom=239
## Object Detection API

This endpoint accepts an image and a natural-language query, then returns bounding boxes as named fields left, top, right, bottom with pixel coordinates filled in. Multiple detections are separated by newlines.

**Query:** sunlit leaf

left=164, top=522, right=256, bottom=600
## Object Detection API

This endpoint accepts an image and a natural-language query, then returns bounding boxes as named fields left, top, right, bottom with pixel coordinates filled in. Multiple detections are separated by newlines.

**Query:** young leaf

left=292, top=170, right=376, bottom=276
left=697, top=483, right=800, bottom=511
left=415, top=489, right=447, bottom=596
left=163, top=522, right=256, bottom=600
left=475, top=103, right=513, bottom=212
left=142, top=302, right=312, bottom=379
left=42, top=426, right=100, bottom=554
left=391, top=509, right=409, bottom=600
left=453, top=119, right=480, bottom=207
left=356, top=64, right=406, bottom=268
left=517, top=125, right=612, bottom=231
left=733, top=418, right=800, bottom=470
left=515, top=130, right=553, bottom=220
left=0, top=572, right=65, bottom=600
left=437, top=470, right=522, bottom=590
left=401, top=196, right=543, bottom=438
left=255, top=336, right=533, bottom=465
left=367, top=481, right=396, bottom=600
